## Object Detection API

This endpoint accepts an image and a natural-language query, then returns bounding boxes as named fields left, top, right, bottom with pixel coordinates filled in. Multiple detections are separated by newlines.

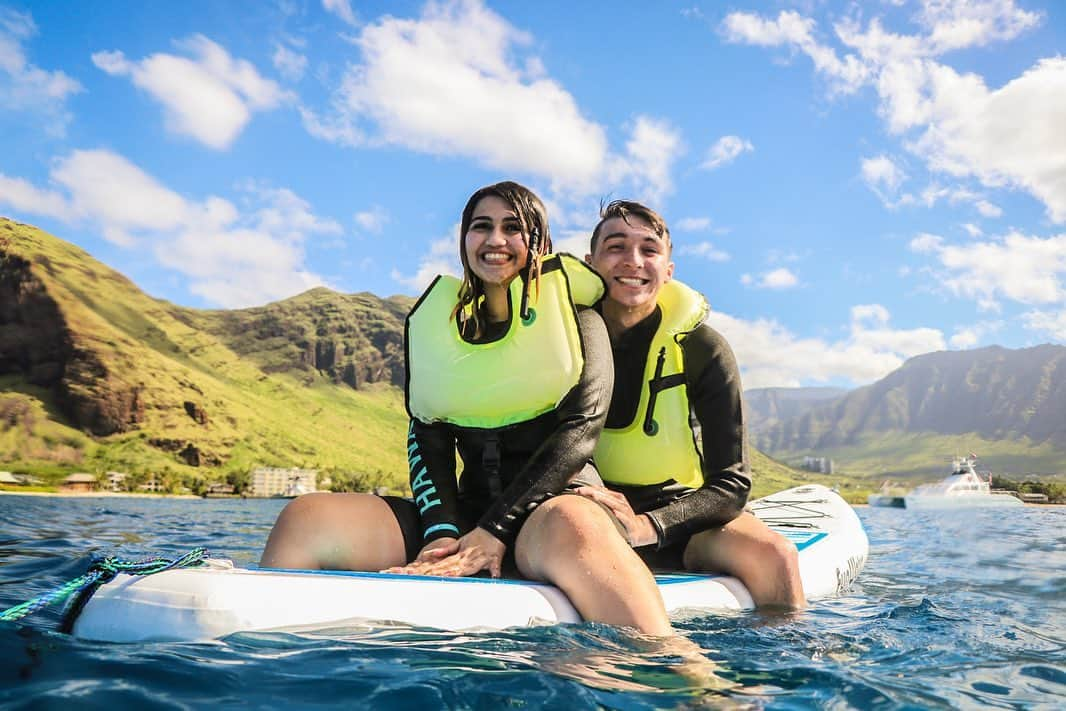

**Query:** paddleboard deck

left=71, top=485, right=867, bottom=642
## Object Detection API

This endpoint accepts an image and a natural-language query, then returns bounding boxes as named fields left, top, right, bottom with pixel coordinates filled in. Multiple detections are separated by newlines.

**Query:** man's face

left=587, top=215, right=674, bottom=311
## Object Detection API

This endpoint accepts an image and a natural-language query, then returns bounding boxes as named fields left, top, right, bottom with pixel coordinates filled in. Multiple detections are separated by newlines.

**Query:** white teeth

left=481, top=253, right=510, bottom=263
left=617, top=277, right=645, bottom=286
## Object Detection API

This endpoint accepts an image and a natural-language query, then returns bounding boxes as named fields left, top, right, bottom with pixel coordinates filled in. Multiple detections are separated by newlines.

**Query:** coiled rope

left=1, top=547, right=209, bottom=629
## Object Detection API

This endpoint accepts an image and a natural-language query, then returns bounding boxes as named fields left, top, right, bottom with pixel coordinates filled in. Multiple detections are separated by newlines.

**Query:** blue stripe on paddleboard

left=256, top=567, right=559, bottom=587
left=257, top=532, right=830, bottom=588
left=781, top=530, right=827, bottom=551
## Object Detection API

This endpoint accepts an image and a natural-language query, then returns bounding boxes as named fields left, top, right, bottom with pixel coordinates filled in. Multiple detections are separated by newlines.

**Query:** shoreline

left=0, top=490, right=203, bottom=500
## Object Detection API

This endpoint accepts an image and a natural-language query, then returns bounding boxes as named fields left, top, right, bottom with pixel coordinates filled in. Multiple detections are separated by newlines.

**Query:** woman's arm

left=408, top=418, right=462, bottom=545
left=476, top=308, right=614, bottom=546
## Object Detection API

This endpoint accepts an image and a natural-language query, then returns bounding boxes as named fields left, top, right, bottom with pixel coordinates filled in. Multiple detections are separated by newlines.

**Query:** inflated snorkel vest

left=405, top=253, right=605, bottom=429
left=594, top=279, right=709, bottom=489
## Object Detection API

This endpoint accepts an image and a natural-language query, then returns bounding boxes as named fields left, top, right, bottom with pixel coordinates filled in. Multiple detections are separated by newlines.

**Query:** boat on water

left=904, top=455, right=1023, bottom=510
left=867, top=480, right=906, bottom=508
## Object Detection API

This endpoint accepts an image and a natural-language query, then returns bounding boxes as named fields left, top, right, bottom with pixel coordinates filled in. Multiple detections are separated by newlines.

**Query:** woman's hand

left=384, top=528, right=506, bottom=578
left=573, top=486, right=658, bottom=548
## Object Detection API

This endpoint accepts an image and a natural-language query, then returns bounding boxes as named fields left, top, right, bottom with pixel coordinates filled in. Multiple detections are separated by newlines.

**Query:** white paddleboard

left=71, top=485, right=867, bottom=642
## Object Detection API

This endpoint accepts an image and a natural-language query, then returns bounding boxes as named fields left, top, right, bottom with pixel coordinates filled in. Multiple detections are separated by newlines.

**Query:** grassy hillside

left=773, top=431, right=1066, bottom=481
left=1, top=219, right=409, bottom=488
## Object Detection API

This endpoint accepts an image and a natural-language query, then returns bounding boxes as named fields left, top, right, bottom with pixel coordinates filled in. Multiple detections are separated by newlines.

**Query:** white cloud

left=676, top=217, right=711, bottom=232
left=916, top=0, right=1041, bottom=53
left=962, top=223, right=982, bottom=237
left=323, top=0, right=359, bottom=27
left=302, top=0, right=679, bottom=200
left=354, top=206, right=389, bottom=233
left=913, top=231, right=1066, bottom=310
left=0, top=8, right=82, bottom=135
left=679, top=241, right=729, bottom=262
left=725, top=5, right=1066, bottom=223
left=0, top=174, right=74, bottom=220
left=272, top=43, right=308, bottom=81
left=615, top=116, right=684, bottom=202
left=708, top=305, right=945, bottom=388
left=552, top=229, right=593, bottom=259
left=861, top=154, right=914, bottom=206
left=392, top=235, right=460, bottom=292
left=1022, top=309, right=1066, bottom=341
left=0, top=149, right=336, bottom=306
left=701, top=135, right=754, bottom=171
left=975, top=199, right=1002, bottom=218
left=92, top=35, right=291, bottom=150
left=743, top=267, right=799, bottom=289
left=305, top=0, right=607, bottom=194
left=721, top=10, right=871, bottom=95
left=909, top=232, right=943, bottom=253
left=950, top=320, right=1004, bottom=348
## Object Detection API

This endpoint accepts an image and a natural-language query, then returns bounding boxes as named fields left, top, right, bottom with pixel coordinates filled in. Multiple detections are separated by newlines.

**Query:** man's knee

left=764, top=532, right=800, bottom=574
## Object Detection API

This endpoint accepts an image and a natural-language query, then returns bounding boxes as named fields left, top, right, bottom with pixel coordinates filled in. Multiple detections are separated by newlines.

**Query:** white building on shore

left=250, top=467, right=318, bottom=498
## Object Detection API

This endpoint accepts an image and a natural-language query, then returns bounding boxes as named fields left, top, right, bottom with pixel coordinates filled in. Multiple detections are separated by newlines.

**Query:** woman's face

left=464, top=195, right=530, bottom=287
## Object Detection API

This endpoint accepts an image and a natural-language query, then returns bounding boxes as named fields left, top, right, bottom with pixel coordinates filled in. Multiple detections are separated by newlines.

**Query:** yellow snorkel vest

left=594, top=279, right=709, bottom=489
left=406, top=253, right=605, bottom=429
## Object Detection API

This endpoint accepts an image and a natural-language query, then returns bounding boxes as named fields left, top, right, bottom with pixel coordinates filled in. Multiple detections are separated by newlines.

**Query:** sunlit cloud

left=0, top=8, right=82, bottom=135
left=93, top=35, right=291, bottom=150
left=0, top=149, right=336, bottom=306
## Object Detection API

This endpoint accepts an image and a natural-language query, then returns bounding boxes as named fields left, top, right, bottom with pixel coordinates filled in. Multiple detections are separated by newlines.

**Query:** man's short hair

left=589, top=200, right=671, bottom=255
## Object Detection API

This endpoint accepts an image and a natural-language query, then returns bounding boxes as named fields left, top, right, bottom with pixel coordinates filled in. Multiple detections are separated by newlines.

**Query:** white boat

left=904, top=455, right=1023, bottom=510
left=70, top=485, right=868, bottom=642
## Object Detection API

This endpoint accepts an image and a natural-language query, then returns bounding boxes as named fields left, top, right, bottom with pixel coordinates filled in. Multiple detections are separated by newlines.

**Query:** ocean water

left=0, top=496, right=1063, bottom=710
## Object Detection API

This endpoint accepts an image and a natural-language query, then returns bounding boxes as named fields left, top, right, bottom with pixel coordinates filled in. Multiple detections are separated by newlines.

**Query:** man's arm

left=476, top=308, right=614, bottom=546
left=642, top=322, right=751, bottom=547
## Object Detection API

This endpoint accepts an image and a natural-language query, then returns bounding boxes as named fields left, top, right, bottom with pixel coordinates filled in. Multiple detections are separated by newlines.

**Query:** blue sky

left=1, top=0, right=1063, bottom=388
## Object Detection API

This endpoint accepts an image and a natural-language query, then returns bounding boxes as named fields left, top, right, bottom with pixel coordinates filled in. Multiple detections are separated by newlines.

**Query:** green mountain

left=745, top=387, right=848, bottom=437
left=0, top=217, right=410, bottom=489
left=0, top=218, right=813, bottom=498
left=754, top=346, right=1066, bottom=478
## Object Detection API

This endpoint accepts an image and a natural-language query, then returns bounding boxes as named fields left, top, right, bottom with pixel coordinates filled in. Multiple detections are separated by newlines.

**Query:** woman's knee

left=526, top=496, right=614, bottom=548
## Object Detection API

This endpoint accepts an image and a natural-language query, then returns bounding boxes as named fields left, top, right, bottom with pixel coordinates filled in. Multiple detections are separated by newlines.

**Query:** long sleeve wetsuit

left=407, top=308, right=613, bottom=550
left=603, top=308, right=751, bottom=548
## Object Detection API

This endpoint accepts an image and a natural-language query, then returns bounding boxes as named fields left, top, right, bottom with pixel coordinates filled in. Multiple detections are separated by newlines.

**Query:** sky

left=0, top=0, right=1063, bottom=389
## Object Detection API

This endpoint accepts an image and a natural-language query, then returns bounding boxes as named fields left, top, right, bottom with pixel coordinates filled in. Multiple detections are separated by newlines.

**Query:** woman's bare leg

left=259, top=493, right=408, bottom=571
left=515, top=495, right=672, bottom=636
left=682, top=511, right=806, bottom=609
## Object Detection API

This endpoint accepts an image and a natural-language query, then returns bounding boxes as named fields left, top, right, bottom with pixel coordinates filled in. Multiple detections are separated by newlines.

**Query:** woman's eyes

left=472, top=221, right=522, bottom=234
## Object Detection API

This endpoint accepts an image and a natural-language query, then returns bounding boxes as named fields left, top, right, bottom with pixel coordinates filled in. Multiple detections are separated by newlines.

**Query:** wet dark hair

left=589, top=199, right=671, bottom=255
left=454, top=181, right=553, bottom=336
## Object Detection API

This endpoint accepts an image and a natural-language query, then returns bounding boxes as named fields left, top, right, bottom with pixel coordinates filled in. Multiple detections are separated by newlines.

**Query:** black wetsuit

left=386, top=308, right=613, bottom=562
left=601, top=306, right=751, bottom=567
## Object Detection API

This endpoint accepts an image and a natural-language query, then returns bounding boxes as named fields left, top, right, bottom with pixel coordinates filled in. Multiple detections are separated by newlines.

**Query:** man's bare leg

left=683, top=511, right=806, bottom=610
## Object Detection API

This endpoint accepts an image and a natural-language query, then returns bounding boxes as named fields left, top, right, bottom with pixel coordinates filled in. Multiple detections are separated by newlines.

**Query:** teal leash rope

left=0, top=547, right=209, bottom=627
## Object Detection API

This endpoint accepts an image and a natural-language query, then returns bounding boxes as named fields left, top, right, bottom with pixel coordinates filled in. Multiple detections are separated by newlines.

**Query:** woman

left=260, top=181, right=672, bottom=634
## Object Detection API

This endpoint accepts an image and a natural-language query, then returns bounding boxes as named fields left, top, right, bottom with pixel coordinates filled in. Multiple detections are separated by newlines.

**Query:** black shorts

left=380, top=465, right=608, bottom=566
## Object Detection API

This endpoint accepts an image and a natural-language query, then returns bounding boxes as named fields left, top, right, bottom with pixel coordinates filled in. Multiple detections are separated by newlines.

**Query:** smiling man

left=579, top=199, right=805, bottom=609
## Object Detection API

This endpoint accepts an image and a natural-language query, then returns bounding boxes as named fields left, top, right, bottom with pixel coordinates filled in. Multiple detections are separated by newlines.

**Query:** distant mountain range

left=747, top=346, right=1066, bottom=477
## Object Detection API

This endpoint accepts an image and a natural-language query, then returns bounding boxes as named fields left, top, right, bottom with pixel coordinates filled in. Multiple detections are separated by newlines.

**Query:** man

left=578, top=200, right=805, bottom=609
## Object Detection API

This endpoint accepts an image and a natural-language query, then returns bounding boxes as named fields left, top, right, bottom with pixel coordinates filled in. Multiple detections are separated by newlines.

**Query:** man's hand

left=384, top=528, right=506, bottom=577
left=573, top=486, right=658, bottom=547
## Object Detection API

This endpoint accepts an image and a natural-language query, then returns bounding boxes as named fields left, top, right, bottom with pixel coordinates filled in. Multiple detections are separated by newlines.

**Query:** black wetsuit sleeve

left=643, top=323, right=752, bottom=547
left=476, top=309, right=613, bottom=546
left=408, top=418, right=462, bottom=545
